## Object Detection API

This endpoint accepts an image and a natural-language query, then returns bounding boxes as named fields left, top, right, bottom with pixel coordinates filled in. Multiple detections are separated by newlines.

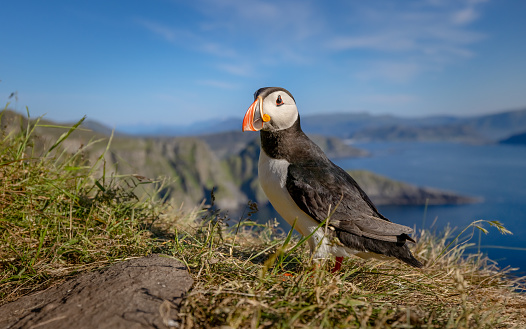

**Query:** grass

left=172, top=217, right=526, bottom=328
left=1, top=109, right=525, bottom=328
left=0, top=108, right=166, bottom=301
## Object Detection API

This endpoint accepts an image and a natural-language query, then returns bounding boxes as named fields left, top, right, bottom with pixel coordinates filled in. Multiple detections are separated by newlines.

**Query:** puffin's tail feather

left=337, top=231, right=424, bottom=268
left=401, top=252, right=424, bottom=268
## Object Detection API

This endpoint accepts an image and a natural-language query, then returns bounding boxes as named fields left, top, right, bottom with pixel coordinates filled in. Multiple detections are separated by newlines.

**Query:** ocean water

left=252, top=141, right=526, bottom=274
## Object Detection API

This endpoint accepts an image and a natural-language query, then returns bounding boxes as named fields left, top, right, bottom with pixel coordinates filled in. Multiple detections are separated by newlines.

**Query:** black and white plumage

left=242, top=87, right=423, bottom=269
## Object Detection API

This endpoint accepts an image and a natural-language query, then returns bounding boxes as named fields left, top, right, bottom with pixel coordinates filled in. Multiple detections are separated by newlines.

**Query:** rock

left=499, top=131, right=526, bottom=146
left=349, top=170, right=480, bottom=205
left=0, top=254, right=193, bottom=329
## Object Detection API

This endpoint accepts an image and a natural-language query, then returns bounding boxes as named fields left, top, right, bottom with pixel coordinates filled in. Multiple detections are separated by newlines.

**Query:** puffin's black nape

left=254, top=87, right=295, bottom=102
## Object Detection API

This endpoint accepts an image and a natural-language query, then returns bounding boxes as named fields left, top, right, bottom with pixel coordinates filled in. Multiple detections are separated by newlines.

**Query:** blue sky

left=1, top=0, right=526, bottom=128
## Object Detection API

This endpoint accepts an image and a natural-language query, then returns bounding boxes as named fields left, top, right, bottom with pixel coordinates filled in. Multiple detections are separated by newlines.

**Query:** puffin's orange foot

left=331, top=256, right=344, bottom=273
left=279, top=272, right=294, bottom=281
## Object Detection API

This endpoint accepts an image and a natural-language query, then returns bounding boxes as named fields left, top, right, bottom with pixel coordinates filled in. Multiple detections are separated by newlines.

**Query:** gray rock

left=0, top=254, right=193, bottom=329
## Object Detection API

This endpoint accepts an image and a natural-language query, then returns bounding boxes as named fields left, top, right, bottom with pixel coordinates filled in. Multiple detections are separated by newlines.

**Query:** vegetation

left=0, top=108, right=167, bottom=302
left=1, top=109, right=525, bottom=328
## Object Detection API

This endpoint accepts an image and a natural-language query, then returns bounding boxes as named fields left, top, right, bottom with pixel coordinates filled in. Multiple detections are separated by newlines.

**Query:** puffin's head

left=242, top=87, right=298, bottom=132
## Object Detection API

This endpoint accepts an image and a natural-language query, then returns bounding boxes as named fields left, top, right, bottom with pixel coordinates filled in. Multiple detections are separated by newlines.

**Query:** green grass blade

left=46, top=116, right=86, bottom=155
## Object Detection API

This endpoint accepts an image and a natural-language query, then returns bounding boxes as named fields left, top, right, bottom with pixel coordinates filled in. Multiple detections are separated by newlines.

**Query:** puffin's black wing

left=286, top=162, right=423, bottom=268
left=285, top=161, right=415, bottom=243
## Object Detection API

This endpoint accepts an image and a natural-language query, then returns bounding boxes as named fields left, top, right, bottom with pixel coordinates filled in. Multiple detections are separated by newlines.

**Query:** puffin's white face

left=242, top=90, right=298, bottom=132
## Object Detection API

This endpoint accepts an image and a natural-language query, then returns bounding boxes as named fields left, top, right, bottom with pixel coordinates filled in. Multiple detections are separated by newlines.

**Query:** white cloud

left=451, top=7, right=479, bottom=25
left=187, top=0, right=323, bottom=64
left=199, top=42, right=238, bottom=58
left=355, top=61, right=424, bottom=83
left=324, top=1, right=489, bottom=82
left=138, top=0, right=490, bottom=84
left=136, top=18, right=237, bottom=58
left=327, top=34, right=416, bottom=52
left=135, top=18, right=193, bottom=42
left=197, top=80, right=239, bottom=89
left=194, top=0, right=322, bottom=41
left=327, top=8, right=485, bottom=54
left=216, top=63, right=254, bottom=77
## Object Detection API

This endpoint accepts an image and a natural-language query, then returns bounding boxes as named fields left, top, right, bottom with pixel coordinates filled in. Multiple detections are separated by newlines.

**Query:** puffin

left=242, top=87, right=423, bottom=271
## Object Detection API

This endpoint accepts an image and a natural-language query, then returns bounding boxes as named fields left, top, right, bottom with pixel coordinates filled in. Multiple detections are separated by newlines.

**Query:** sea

left=250, top=141, right=526, bottom=274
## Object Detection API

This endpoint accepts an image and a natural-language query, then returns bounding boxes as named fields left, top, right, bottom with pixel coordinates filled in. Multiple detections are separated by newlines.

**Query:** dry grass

left=164, top=211, right=526, bottom=328
left=1, top=109, right=525, bottom=328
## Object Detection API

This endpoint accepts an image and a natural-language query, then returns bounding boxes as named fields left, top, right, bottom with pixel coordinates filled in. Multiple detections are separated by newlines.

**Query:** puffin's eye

left=276, top=95, right=284, bottom=106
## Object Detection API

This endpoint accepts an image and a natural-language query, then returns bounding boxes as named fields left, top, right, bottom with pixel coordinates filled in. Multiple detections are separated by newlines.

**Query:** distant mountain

left=116, top=107, right=526, bottom=143
left=454, top=109, right=526, bottom=140
left=198, top=131, right=258, bottom=159
left=300, top=113, right=463, bottom=139
left=199, top=130, right=370, bottom=160
left=77, top=119, right=126, bottom=137
left=499, top=131, right=526, bottom=146
left=302, top=108, right=526, bottom=142
left=348, top=124, right=483, bottom=142
left=117, top=117, right=240, bottom=136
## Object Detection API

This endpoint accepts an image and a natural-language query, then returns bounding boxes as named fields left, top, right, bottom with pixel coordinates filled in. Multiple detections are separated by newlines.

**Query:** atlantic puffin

left=242, top=87, right=423, bottom=271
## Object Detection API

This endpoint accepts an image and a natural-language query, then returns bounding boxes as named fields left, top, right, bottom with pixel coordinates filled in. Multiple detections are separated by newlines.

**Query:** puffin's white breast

left=258, top=148, right=357, bottom=259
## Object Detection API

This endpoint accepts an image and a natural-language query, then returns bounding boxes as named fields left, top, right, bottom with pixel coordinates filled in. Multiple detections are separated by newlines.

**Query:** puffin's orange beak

left=242, top=96, right=263, bottom=132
